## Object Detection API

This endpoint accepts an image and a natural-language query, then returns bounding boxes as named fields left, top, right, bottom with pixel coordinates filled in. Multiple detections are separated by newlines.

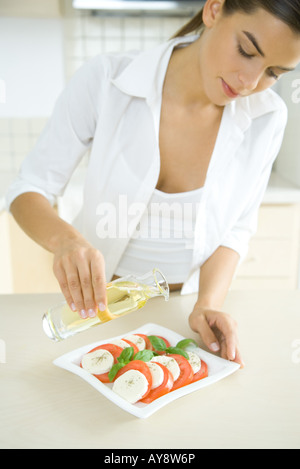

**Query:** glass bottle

left=42, top=268, right=169, bottom=342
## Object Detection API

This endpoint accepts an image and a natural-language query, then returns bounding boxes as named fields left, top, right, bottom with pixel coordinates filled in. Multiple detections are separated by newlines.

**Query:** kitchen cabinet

left=232, top=203, right=300, bottom=290
left=0, top=211, right=13, bottom=293
left=0, top=211, right=59, bottom=295
left=0, top=0, right=62, bottom=17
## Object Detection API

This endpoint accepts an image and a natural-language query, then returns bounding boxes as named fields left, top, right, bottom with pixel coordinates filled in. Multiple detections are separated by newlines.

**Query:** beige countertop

left=0, top=290, right=300, bottom=449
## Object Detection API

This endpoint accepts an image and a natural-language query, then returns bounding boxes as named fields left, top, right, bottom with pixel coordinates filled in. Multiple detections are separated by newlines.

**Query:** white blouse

left=5, top=35, right=288, bottom=294
left=115, top=187, right=203, bottom=283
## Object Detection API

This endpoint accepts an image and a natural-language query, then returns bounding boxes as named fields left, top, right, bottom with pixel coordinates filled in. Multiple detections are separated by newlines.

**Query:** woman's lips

left=221, top=79, right=240, bottom=99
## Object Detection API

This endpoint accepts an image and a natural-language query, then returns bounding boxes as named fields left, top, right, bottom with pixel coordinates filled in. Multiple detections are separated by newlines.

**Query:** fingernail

left=71, top=303, right=77, bottom=312
left=80, top=309, right=88, bottom=319
left=88, top=309, right=96, bottom=318
left=98, top=302, right=106, bottom=312
left=210, top=342, right=220, bottom=352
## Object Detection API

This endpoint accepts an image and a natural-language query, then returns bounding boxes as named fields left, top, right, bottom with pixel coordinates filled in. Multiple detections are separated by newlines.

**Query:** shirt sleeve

left=5, top=55, right=103, bottom=211
left=220, top=105, right=288, bottom=262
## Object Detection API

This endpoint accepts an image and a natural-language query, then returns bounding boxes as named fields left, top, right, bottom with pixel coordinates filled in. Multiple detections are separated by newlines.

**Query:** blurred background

left=0, top=0, right=300, bottom=294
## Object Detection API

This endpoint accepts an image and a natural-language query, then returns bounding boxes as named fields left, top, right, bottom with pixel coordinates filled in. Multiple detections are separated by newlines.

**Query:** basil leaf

left=108, top=362, right=125, bottom=382
left=166, top=347, right=189, bottom=359
left=117, top=346, right=134, bottom=363
left=148, top=335, right=167, bottom=351
left=176, top=338, right=197, bottom=350
left=134, top=350, right=155, bottom=362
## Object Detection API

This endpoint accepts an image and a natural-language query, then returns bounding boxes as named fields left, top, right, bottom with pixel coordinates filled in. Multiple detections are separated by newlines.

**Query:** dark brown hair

left=173, top=0, right=300, bottom=37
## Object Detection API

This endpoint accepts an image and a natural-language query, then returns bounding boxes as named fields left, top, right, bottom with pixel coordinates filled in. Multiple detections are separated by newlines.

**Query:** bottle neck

left=145, top=269, right=169, bottom=301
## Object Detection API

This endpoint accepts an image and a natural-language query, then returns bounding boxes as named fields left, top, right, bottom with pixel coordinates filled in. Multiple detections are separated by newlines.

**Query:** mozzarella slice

left=112, top=370, right=149, bottom=404
left=187, top=351, right=201, bottom=374
left=109, top=339, right=131, bottom=349
left=146, top=362, right=164, bottom=389
left=151, top=356, right=180, bottom=382
left=81, top=349, right=114, bottom=375
left=123, top=334, right=146, bottom=351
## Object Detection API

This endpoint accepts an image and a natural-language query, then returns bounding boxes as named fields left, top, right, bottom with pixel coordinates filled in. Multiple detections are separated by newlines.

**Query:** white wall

left=0, top=11, right=187, bottom=173
left=0, top=17, right=65, bottom=118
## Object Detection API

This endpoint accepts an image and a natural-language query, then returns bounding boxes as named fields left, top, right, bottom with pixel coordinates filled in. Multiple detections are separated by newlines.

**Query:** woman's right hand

left=9, top=193, right=107, bottom=319
left=53, top=236, right=107, bottom=319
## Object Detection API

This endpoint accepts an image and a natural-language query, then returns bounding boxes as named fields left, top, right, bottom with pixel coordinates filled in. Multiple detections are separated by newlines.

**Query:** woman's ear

left=203, top=0, right=225, bottom=28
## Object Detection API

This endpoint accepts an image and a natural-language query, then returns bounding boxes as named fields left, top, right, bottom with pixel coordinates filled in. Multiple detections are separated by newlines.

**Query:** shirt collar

left=111, top=36, right=281, bottom=134
left=229, top=88, right=282, bottom=133
left=111, top=35, right=199, bottom=102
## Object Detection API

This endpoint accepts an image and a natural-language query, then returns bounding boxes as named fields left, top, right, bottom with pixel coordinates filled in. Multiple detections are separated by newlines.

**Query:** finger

left=193, top=313, right=221, bottom=353
left=235, top=347, right=245, bottom=368
left=61, top=254, right=88, bottom=318
left=224, top=333, right=237, bottom=361
left=213, top=315, right=238, bottom=361
left=77, top=262, right=98, bottom=318
left=67, top=271, right=87, bottom=318
left=220, top=341, right=245, bottom=367
left=90, top=253, right=107, bottom=311
left=53, top=261, right=77, bottom=313
left=218, top=327, right=243, bottom=365
left=219, top=336, right=229, bottom=360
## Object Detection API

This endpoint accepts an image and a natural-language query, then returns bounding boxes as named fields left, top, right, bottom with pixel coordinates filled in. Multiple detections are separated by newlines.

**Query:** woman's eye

left=237, top=42, right=279, bottom=81
left=267, top=69, right=279, bottom=80
left=237, top=44, right=254, bottom=59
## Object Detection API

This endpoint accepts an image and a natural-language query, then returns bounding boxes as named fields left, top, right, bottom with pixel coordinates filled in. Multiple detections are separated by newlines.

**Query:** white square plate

left=53, top=323, right=240, bottom=419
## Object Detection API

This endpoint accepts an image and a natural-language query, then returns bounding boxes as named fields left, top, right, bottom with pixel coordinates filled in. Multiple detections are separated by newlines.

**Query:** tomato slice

left=114, top=360, right=153, bottom=400
left=87, top=343, right=123, bottom=356
left=80, top=343, right=124, bottom=383
left=192, top=359, right=208, bottom=383
left=121, top=338, right=139, bottom=355
left=135, top=333, right=153, bottom=351
left=167, top=353, right=194, bottom=391
left=140, top=363, right=174, bottom=404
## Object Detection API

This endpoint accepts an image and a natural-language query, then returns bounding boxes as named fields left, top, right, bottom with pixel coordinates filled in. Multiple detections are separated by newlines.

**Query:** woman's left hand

left=189, top=304, right=245, bottom=368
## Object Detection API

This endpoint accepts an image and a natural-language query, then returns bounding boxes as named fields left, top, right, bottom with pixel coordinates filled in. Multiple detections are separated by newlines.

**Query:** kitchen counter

left=0, top=290, right=300, bottom=449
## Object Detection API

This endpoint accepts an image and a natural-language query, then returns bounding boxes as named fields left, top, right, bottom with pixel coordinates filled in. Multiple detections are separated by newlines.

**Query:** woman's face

left=198, top=2, right=300, bottom=106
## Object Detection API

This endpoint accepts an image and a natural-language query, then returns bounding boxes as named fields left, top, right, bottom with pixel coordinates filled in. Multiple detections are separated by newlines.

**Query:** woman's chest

left=156, top=102, right=223, bottom=193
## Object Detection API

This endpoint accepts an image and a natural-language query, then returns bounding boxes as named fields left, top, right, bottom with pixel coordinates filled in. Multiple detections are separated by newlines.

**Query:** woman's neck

left=164, top=37, right=220, bottom=112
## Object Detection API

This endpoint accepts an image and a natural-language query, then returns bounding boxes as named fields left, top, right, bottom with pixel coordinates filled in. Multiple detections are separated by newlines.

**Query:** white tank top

left=115, top=187, right=203, bottom=283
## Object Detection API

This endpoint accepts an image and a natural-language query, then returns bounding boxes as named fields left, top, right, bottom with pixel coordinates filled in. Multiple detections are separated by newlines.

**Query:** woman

left=6, top=0, right=300, bottom=367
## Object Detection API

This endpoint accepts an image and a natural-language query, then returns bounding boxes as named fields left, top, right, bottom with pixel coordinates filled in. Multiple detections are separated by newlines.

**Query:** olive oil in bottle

left=42, top=268, right=169, bottom=341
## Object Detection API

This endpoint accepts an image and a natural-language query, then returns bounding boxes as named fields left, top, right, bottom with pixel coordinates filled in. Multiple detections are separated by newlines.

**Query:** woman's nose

left=238, top=69, right=262, bottom=92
